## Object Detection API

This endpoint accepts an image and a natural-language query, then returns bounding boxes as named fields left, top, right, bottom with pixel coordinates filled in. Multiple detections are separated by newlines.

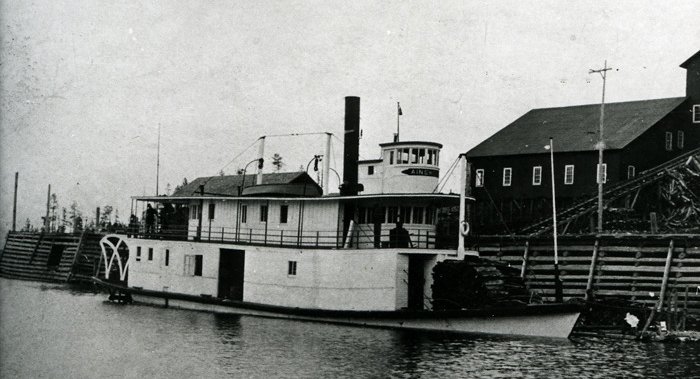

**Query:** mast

left=323, top=132, right=331, bottom=195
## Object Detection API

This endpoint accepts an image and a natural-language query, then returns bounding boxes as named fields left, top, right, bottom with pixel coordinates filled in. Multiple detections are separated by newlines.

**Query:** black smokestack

left=341, top=96, right=360, bottom=196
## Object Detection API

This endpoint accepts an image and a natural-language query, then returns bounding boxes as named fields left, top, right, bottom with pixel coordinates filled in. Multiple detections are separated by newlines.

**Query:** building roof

left=466, top=97, right=687, bottom=158
left=171, top=172, right=317, bottom=197
left=680, top=49, right=700, bottom=68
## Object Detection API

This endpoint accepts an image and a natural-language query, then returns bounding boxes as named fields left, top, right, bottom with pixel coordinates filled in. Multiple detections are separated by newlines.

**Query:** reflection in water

left=1, top=278, right=699, bottom=378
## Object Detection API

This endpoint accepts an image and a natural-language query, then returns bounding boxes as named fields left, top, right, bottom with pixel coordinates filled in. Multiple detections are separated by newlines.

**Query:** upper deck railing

left=128, top=223, right=456, bottom=250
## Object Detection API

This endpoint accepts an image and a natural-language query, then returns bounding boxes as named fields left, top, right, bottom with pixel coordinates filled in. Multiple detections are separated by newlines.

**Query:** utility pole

left=156, top=123, right=161, bottom=196
left=589, top=61, right=612, bottom=233
left=12, top=172, right=18, bottom=231
left=44, top=184, right=51, bottom=232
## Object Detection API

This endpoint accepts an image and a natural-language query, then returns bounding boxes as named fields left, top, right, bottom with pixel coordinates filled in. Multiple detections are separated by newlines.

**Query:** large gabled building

left=466, top=50, right=700, bottom=234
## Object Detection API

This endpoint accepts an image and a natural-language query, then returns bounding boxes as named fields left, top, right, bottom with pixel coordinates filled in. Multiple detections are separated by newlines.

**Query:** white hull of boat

left=129, top=293, right=580, bottom=339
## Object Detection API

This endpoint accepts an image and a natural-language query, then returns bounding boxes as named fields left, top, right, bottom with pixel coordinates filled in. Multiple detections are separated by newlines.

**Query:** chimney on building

left=680, top=50, right=700, bottom=103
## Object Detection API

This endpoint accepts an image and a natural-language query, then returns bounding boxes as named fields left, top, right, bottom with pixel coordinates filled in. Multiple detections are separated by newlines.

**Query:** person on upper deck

left=145, top=204, right=157, bottom=237
left=389, top=219, right=412, bottom=248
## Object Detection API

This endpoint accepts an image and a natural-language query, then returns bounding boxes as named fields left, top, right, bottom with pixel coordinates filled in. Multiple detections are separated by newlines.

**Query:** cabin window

left=677, top=131, right=684, bottom=149
left=184, top=254, right=203, bottom=276
left=280, top=205, right=288, bottom=223
left=136, top=246, right=141, bottom=262
left=418, top=149, right=426, bottom=164
left=260, top=205, right=268, bottom=222
left=693, top=105, right=700, bottom=123
left=400, top=206, right=412, bottom=224
left=396, top=149, right=402, bottom=164
left=208, top=203, right=215, bottom=220
left=665, top=132, right=673, bottom=151
left=411, top=148, right=419, bottom=163
left=425, top=207, right=436, bottom=225
left=401, top=148, right=410, bottom=164
left=240, top=205, right=247, bottom=223
left=190, top=205, right=199, bottom=220
left=368, top=165, right=374, bottom=175
left=435, top=150, right=439, bottom=166
left=288, top=261, right=297, bottom=276
left=427, top=150, right=434, bottom=165
left=502, top=168, right=512, bottom=187
left=165, top=249, right=170, bottom=266
left=475, top=169, right=484, bottom=187
left=627, top=165, right=636, bottom=179
left=388, top=206, right=399, bottom=224
left=532, top=166, right=542, bottom=186
left=597, top=163, right=608, bottom=184
left=412, top=207, right=424, bottom=224
left=389, top=151, right=394, bottom=164
left=564, top=165, right=574, bottom=185
left=148, top=247, right=153, bottom=261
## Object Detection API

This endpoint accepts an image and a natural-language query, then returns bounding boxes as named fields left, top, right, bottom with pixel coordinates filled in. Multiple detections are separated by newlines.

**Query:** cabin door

left=407, top=255, right=428, bottom=310
left=218, top=249, right=245, bottom=300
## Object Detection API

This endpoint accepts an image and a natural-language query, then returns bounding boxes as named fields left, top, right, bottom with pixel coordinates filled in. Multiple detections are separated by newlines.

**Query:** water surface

left=1, top=278, right=698, bottom=378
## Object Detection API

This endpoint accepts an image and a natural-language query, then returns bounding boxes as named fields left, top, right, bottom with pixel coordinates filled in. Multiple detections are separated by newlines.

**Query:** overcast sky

left=1, top=0, right=698, bottom=234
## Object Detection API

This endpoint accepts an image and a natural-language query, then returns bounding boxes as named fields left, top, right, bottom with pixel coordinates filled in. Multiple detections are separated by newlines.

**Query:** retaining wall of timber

left=469, top=234, right=700, bottom=314
left=0, top=231, right=104, bottom=283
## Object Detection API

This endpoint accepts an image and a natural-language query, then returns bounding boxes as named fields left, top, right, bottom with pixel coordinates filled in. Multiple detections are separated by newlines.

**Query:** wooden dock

left=0, top=231, right=104, bottom=283
left=469, top=234, right=700, bottom=315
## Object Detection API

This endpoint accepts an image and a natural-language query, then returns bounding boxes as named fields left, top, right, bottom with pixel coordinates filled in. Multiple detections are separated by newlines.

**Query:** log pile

left=431, top=256, right=532, bottom=310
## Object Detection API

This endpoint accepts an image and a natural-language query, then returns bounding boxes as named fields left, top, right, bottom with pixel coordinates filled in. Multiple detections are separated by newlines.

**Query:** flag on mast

left=398, top=102, right=403, bottom=116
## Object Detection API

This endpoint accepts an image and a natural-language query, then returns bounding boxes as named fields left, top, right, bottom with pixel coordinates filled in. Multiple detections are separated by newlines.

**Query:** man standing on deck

left=389, top=219, right=412, bottom=248
left=145, top=204, right=157, bottom=237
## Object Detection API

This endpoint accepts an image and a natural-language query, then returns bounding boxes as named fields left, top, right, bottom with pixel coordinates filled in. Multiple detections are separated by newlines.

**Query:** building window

left=389, top=151, right=394, bottom=164
left=564, top=165, right=574, bottom=185
left=148, top=247, right=153, bottom=261
left=260, top=205, right=268, bottom=222
left=184, top=254, right=203, bottom=276
left=597, top=163, right=608, bottom=184
left=475, top=169, right=484, bottom=187
left=693, top=105, right=700, bottom=123
left=502, top=168, right=512, bottom=187
left=288, top=261, right=297, bottom=276
left=677, top=131, right=685, bottom=149
left=240, top=205, right=247, bottom=223
left=412, top=207, right=424, bottom=224
left=165, top=249, right=170, bottom=266
left=532, top=166, right=542, bottom=186
left=280, top=205, right=288, bottom=223
left=665, top=132, right=673, bottom=151
left=208, top=203, right=215, bottom=220
left=136, top=246, right=141, bottom=262
left=190, top=205, right=199, bottom=220
left=627, top=165, right=636, bottom=179
left=368, top=165, right=374, bottom=175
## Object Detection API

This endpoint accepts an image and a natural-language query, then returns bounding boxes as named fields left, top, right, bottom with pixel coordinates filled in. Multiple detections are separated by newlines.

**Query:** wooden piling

left=520, top=240, right=529, bottom=279
left=657, top=239, right=674, bottom=312
left=585, top=239, right=600, bottom=300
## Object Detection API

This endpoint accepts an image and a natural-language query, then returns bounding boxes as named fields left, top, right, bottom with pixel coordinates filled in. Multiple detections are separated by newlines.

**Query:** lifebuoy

left=460, top=221, right=470, bottom=236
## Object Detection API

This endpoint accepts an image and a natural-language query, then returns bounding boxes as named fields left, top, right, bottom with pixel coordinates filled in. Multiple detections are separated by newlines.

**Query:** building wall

left=469, top=150, right=621, bottom=202
left=622, top=100, right=700, bottom=176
